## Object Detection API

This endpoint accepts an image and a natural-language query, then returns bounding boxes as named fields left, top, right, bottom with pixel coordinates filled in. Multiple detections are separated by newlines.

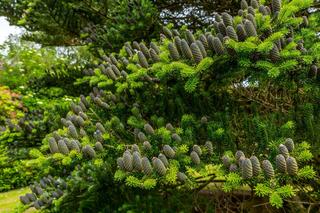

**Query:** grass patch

left=0, top=188, right=36, bottom=213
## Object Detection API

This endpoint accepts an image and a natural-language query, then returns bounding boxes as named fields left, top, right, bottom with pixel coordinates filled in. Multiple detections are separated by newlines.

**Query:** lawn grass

left=0, top=188, right=36, bottom=213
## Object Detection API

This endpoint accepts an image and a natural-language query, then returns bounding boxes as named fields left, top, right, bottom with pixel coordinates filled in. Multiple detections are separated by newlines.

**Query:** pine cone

left=287, top=157, right=298, bottom=176
left=222, top=12, right=233, bottom=27
left=241, top=0, right=248, bottom=10
left=138, top=132, right=147, bottom=142
left=215, top=14, right=222, bottom=22
left=150, top=42, right=160, bottom=54
left=172, top=29, right=180, bottom=37
left=196, top=40, right=207, bottom=58
left=95, top=142, right=104, bottom=152
left=205, top=141, right=213, bottom=155
left=244, top=20, right=257, bottom=37
left=140, top=43, right=151, bottom=59
left=162, top=26, right=173, bottom=38
left=276, top=154, right=287, bottom=173
left=132, top=151, right=142, bottom=171
left=153, top=157, right=167, bottom=176
left=110, top=55, right=118, bottom=65
left=144, top=123, right=155, bottom=135
left=259, top=5, right=268, bottom=15
left=247, top=14, right=256, bottom=28
left=262, top=160, right=275, bottom=179
left=272, top=0, right=281, bottom=14
left=158, top=153, right=169, bottom=167
left=174, top=36, right=182, bottom=54
left=70, top=140, right=80, bottom=152
left=143, top=141, right=152, bottom=151
left=111, top=65, right=121, bottom=76
left=190, top=43, right=203, bottom=63
left=76, top=116, right=85, bottom=127
left=270, top=44, right=280, bottom=62
left=177, top=172, right=187, bottom=182
left=132, top=144, right=140, bottom=153
left=80, top=95, right=90, bottom=108
left=250, top=156, right=261, bottom=176
left=122, top=151, right=133, bottom=171
left=68, top=125, right=78, bottom=139
left=106, top=67, right=117, bottom=80
left=82, top=145, right=96, bottom=159
left=199, top=34, right=209, bottom=49
left=150, top=48, right=160, bottom=62
left=190, top=151, right=201, bottom=165
left=218, top=22, right=227, bottom=35
left=222, top=155, right=230, bottom=168
left=278, top=144, right=289, bottom=158
left=166, top=123, right=174, bottom=132
left=26, top=193, right=36, bottom=202
left=20, top=195, right=30, bottom=205
left=185, top=30, right=196, bottom=45
left=163, top=145, right=176, bottom=158
left=49, top=137, right=59, bottom=154
left=172, top=133, right=182, bottom=142
left=241, top=158, right=253, bottom=179
left=235, top=150, right=245, bottom=161
left=138, top=51, right=149, bottom=68
left=226, top=26, right=238, bottom=41
left=58, top=140, right=69, bottom=155
left=35, top=200, right=44, bottom=209
left=248, top=6, right=255, bottom=16
left=168, top=42, right=180, bottom=61
left=96, top=122, right=106, bottom=134
left=211, top=36, right=225, bottom=55
left=181, top=39, right=193, bottom=60
left=238, top=9, right=244, bottom=17
left=250, top=0, right=259, bottom=9
left=79, top=101, right=87, bottom=112
left=285, top=138, right=294, bottom=152
left=117, top=157, right=126, bottom=170
left=236, top=24, right=247, bottom=41
left=193, top=145, right=202, bottom=156
left=229, top=164, right=238, bottom=172
left=141, top=157, right=153, bottom=175
left=125, top=46, right=133, bottom=57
